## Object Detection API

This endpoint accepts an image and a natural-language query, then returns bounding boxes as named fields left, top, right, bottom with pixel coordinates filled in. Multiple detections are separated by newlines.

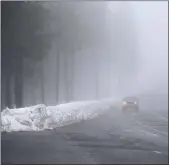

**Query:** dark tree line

left=1, top=1, right=52, bottom=109
left=1, top=2, right=138, bottom=109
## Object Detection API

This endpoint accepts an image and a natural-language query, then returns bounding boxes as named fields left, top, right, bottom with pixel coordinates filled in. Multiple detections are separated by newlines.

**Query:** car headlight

left=134, top=102, right=137, bottom=104
left=123, top=101, right=126, bottom=104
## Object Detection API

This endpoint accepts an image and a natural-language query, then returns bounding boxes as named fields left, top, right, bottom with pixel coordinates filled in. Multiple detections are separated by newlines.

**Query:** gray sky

left=132, top=2, right=168, bottom=93
left=109, top=1, right=168, bottom=94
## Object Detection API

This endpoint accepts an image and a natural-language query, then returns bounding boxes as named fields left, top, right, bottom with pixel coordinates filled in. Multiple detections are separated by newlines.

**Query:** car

left=121, top=96, right=139, bottom=113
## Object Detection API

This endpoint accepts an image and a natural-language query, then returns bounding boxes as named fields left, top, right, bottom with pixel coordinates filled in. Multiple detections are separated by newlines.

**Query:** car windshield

left=123, top=97, right=138, bottom=102
left=1, top=1, right=168, bottom=164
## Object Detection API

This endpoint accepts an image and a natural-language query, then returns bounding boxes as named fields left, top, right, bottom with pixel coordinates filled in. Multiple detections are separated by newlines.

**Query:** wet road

left=2, top=108, right=168, bottom=164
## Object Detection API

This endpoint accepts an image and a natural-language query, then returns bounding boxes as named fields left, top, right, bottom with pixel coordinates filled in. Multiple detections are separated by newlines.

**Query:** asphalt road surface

left=2, top=107, right=168, bottom=164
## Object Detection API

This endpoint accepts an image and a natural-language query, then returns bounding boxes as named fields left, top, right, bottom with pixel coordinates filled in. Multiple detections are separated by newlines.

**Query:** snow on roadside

left=1, top=100, right=114, bottom=133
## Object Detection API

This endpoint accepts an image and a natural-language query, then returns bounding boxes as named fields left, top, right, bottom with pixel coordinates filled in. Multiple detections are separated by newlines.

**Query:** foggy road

left=2, top=107, right=168, bottom=164
left=2, top=1, right=168, bottom=164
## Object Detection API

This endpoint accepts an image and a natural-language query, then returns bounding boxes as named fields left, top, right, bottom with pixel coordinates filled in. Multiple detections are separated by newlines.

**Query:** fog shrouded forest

left=1, top=1, right=167, bottom=109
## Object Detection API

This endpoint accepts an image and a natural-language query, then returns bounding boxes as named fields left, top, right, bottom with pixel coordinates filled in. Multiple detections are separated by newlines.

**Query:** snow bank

left=1, top=100, right=114, bottom=132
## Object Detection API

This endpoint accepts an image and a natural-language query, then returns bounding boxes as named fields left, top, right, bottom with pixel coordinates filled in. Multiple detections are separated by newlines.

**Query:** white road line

left=153, top=151, right=162, bottom=154
left=140, top=130, right=158, bottom=137
left=153, top=151, right=168, bottom=156
left=123, top=130, right=134, bottom=132
left=150, top=112, right=168, bottom=122
left=110, top=132, right=116, bottom=135
left=135, top=121, right=168, bottom=136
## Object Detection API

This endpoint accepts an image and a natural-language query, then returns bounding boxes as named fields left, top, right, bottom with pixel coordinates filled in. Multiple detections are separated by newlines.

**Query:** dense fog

left=1, top=1, right=168, bottom=109
left=131, top=2, right=168, bottom=94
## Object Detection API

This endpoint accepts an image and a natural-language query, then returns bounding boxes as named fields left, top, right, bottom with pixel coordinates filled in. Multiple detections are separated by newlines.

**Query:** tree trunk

left=40, top=60, right=45, bottom=104
left=14, top=55, right=23, bottom=108
left=70, top=53, right=74, bottom=101
left=56, top=50, right=60, bottom=104
left=5, top=66, right=12, bottom=109
left=1, top=74, right=6, bottom=110
left=95, top=55, right=99, bottom=99
left=31, top=75, right=36, bottom=105
left=64, top=54, right=69, bottom=102
left=67, top=53, right=73, bottom=101
left=5, top=75, right=12, bottom=108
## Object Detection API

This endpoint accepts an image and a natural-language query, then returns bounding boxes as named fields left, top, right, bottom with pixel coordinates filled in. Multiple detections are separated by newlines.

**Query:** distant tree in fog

left=44, top=2, right=109, bottom=101
left=106, top=2, right=138, bottom=95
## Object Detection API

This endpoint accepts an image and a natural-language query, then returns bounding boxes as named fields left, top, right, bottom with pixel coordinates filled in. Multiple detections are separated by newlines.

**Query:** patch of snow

left=1, top=100, right=114, bottom=132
